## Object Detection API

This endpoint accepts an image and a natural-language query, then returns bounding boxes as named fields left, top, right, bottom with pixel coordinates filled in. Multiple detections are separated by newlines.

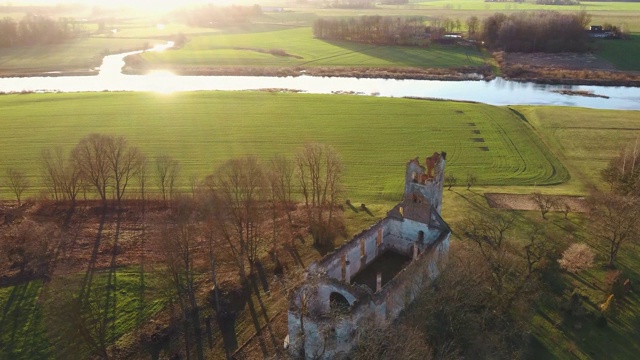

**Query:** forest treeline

left=0, top=14, right=84, bottom=47
left=313, top=16, right=429, bottom=46
left=481, top=11, right=591, bottom=52
left=313, top=11, right=594, bottom=53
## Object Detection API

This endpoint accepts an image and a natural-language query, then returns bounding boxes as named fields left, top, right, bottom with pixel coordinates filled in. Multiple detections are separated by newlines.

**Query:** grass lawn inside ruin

left=0, top=91, right=565, bottom=202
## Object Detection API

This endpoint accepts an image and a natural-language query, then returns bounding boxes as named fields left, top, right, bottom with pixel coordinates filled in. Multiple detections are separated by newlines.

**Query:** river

left=1, top=42, right=639, bottom=110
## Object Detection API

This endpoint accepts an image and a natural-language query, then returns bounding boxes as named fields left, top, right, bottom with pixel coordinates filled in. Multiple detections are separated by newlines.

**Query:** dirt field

left=498, top=51, right=640, bottom=86
left=485, top=193, right=589, bottom=212
left=506, top=52, right=617, bottom=71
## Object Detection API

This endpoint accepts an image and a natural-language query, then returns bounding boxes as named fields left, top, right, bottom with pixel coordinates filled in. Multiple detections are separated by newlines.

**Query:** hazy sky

left=10, top=1, right=241, bottom=9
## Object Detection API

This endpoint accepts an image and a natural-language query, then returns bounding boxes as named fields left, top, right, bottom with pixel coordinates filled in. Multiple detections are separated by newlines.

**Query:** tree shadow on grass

left=0, top=282, right=36, bottom=357
left=285, top=244, right=305, bottom=268
left=241, top=278, right=268, bottom=357
left=249, top=273, right=279, bottom=355
left=102, top=210, right=122, bottom=344
left=79, top=209, right=107, bottom=304
left=452, top=190, right=490, bottom=213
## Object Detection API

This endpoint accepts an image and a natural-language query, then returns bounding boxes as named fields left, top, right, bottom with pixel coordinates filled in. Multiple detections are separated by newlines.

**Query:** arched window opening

left=329, top=292, right=351, bottom=314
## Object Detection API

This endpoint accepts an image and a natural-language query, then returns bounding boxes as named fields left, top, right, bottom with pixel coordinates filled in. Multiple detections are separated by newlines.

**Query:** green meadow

left=594, top=34, right=640, bottom=71
left=139, top=26, right=486, bottom=69
left=0, top=91, right=565, bottom=202
left=513, top=105, right=640, bottom=188
left=0, top=37, right=163, bottom=73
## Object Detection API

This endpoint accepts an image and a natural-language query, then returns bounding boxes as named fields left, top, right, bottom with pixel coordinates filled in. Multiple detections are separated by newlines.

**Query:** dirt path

left=485, top=193, right=589, bottom=212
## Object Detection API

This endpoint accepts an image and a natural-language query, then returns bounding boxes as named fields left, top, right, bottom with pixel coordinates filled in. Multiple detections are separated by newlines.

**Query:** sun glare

left=146, top=70, right=178, bottom=94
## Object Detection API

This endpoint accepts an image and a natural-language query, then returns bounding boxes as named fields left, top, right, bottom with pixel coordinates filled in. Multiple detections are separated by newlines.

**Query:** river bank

left=5, top=64, right=640, bottom=87
left=3, top=46, right=639, bottom=87
left=122, top=62, right=640, bottom=86
left=121, top=61, right=494, bottom=81
left=0, top=69, right=98, bottom=78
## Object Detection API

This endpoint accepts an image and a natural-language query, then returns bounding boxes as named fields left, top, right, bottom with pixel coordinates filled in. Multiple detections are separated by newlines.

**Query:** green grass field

left=140, top=26, right=486, bottom=69
left=593, top=34, right=640, bottom=71
left=0, top=91, right=566, bottom=202
left=0, top=37, right=164, bottom=73
left=513, top=105, right=640, bottom=189
left=0, top=268, right=166, bottom=359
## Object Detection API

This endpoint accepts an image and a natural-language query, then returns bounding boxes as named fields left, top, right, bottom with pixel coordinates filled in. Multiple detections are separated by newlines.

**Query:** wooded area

left=481, top=11, right=591, bottom=52
left=0, top=15, right=83, bottom=47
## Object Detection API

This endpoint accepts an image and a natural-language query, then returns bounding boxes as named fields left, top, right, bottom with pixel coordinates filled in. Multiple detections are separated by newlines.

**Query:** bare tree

left=207, top=156, right=266, bottom=281
left=188, top=173, right=200, bottom=199
left=444, top=173, right=457, bottom=190
left=531, top=192, right=558, bottom=220
left=588, top=191, right=640, bottom=268
left=42, top=147, right=83, bottom=206
left=466, top=15, right=479, bottom=37
left=295, top=143, right=343, bottom=246
left=136, top=154, right=149, bottom=205
left=72, top=134, right=112, bottom=205
left=410, top=242, right=532, bottom=359
left=461, top=211, right=544, bottom=311
left=466, top=173, right=477, bottom=190
left=105, top=135, right=143, bottom=206
left=201, top=196, right=222, bottom=314
left=0, top=219, right=61, bottom=277
left=351, top=322, right=432, bottom=360
left=157, top=196, right=205, bottom=360
left=561, top=201, right=571, bottom=219
left=155, top=155, right=181, bottom=206
left=5, top=168, right=29, bottom=205
left=269, top=154, right=296, bottom=226
left=41, top=147, right=64, bottom=201
left=558, top=243, right=595, bottom=273
left=61, top=157, right=83, bottom=206
left=601, top=138, right=640, bottom=195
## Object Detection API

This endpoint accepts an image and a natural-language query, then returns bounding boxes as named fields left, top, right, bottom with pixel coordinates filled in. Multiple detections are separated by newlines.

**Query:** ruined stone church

left=287, top=152, right=451, bottom=359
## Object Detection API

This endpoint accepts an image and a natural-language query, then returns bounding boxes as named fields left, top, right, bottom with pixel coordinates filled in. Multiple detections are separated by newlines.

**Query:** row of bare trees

left=313, top=16, right=428, bottom=46
left=146, top=143, right=342, bottom=360
left=38, top=134, right=181, bottom=207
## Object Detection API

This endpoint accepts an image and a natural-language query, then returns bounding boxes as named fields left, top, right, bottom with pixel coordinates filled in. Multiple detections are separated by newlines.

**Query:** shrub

left=558, top=243, right=595, bottom=273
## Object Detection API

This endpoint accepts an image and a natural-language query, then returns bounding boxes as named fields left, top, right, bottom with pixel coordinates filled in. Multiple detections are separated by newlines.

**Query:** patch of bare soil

left=506, top=52, right=616, bottom=71
left=485, top=193, right=589, bottom=212
left=497, top=52, right=640, bottom=86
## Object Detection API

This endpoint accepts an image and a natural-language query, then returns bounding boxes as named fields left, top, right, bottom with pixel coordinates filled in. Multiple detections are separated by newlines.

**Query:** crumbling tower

left=404, top=152, right=446, bottom=218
